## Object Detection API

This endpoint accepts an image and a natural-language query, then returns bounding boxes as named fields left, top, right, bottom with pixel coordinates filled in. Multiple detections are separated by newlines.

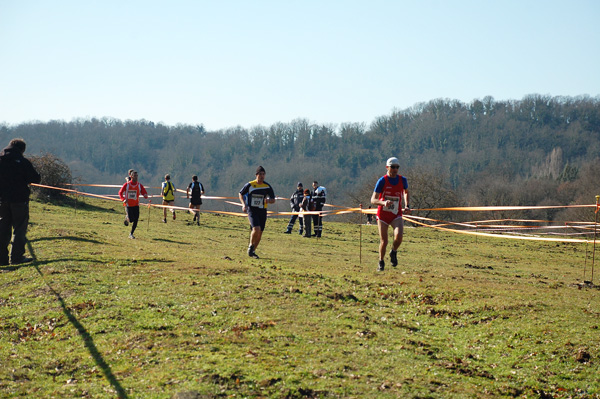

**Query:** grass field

left=1, top=198, right=599, bottom=398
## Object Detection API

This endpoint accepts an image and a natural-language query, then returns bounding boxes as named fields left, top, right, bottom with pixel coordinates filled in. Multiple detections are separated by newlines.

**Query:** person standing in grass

left=161, top=174, right=176, bottom=223
left=186, top=175, right=205, bottom=225
left=118, top=170, right=149, bottom=239
left=300, top=188, right=313, bottom=238
left=284, top=182, right=304, bottom=235
left=0, top=138, right=41, bottom=265
left=370, top=157, right=410, bottom=272
left=239, top=166, right=276, bottom=259
left=311, top=181, right=327, bottom=237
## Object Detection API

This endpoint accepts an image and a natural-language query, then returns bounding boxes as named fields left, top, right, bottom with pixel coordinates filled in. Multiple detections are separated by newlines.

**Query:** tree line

left=1, top=94, right=599, bottom=222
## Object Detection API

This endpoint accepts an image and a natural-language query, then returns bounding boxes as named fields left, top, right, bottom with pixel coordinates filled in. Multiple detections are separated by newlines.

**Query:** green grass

left=1, top=198, right=599, bottom=398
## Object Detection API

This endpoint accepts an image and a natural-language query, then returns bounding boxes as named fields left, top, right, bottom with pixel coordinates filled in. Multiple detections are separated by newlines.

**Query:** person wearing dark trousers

left=284, top=182, right=304, bottom=235
left=300, top=189, right=313, bottom=238
left=311, top=181, right=327, bottom=238
left=0, top=138, right=41, bottom=265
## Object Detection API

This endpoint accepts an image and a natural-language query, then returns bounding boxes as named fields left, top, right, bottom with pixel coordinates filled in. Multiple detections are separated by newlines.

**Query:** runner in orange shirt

left=118, top=170, right=149, bottom=239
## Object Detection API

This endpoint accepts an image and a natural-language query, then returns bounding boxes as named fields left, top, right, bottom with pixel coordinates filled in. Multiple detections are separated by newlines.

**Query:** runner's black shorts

left=248, top=208, right=268, bottom=231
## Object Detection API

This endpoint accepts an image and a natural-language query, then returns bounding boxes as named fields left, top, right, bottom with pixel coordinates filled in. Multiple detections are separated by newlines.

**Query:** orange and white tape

left=33, top=183, right=600, bottom=243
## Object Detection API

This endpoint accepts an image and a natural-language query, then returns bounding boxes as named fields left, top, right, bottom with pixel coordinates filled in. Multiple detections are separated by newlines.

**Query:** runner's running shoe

left=390, top=250, right=398, bottom=267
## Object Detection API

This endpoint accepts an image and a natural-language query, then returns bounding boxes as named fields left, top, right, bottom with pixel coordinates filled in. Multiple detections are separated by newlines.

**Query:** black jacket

left=312, top=186, right=326, bottom=211
left=290, top=189, right=304, bottom=211
left=0, top=145, right=41, bottom=203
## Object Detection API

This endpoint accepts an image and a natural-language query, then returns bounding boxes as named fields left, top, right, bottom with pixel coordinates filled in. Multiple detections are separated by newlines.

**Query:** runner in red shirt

left=118, top=170, right=149, bottom=239
left=370, top=157, right=411, bottom=271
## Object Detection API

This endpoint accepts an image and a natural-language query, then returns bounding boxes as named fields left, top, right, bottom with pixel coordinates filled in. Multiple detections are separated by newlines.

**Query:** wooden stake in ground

left=359, top=204, right=363, bottom=264
left=591, top=195, right=599, bottom=283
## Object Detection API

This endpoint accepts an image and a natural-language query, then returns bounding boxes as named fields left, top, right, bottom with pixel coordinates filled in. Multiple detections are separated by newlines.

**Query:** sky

left=0, top=0, right=599, bottom=131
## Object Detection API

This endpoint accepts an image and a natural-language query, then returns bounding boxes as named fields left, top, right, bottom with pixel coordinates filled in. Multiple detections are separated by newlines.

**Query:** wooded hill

left=2, top=94, right=599, bottom=221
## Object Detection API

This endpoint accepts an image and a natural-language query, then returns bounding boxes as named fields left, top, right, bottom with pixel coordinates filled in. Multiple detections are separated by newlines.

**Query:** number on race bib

left=251, top=194, right=264, bottom=208
left=386, top=196, right=400, bottom=215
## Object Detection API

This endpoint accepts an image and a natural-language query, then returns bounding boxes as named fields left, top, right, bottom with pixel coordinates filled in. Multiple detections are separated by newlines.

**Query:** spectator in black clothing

left=311, top=181, right=327, bottom=237
left=284, top=182, right=304, bottom=234
left=0, top=138, right=41, bottom=265
left=300, top=189, right=313, bottom=238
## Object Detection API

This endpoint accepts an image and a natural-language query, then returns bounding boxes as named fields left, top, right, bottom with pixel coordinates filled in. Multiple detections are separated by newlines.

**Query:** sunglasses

left=389, top=165, right=399, bottom=169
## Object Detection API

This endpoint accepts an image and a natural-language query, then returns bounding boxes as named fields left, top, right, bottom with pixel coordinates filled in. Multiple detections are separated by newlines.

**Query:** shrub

left=29, top=153, right=72, bottom=200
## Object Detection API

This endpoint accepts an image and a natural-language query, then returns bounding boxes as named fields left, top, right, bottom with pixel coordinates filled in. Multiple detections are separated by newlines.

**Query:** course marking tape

left=33, top=183, right=598, bottom=242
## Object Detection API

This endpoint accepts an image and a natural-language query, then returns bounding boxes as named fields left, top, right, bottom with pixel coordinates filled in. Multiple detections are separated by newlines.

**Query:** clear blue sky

left=1, top=0, right=598, bottom=131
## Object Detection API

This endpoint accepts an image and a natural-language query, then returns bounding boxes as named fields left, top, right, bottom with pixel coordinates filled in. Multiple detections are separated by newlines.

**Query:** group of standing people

left=284, top=181, right=327, bottom=238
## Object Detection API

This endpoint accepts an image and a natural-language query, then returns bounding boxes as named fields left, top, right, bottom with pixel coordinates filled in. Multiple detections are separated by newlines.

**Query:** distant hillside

left=2, top=94, right=599, bottom=218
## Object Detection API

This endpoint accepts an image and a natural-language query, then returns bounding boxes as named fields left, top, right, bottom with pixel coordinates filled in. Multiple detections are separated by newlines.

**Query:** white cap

left=386, top=157, right=400, bottom=166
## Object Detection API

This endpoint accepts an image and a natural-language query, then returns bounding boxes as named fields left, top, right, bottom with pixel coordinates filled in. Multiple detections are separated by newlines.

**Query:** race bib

left=127, top=190, right=137, bottom=200
left=250, top=194, right=265, bottom=208
left=385, top=196, right=400, bottom=215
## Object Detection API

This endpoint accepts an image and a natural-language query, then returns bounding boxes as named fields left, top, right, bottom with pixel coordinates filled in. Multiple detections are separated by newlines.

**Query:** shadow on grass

left=0, top=265, right=26, bottom=272
left=152, top=238, right=191, bottom=245
left=74, top=201, right=120, bottom=214
left=0, top=260, right=97, bottom=273
left=27, top=242, right=129, bottom=398
left=30, top=236, right=104, bottom=244
left=184, top=222, right=249, bottom=232
left=32, top=258, right=110, bottom=269
left=34, top=197, right=118, bottom=214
